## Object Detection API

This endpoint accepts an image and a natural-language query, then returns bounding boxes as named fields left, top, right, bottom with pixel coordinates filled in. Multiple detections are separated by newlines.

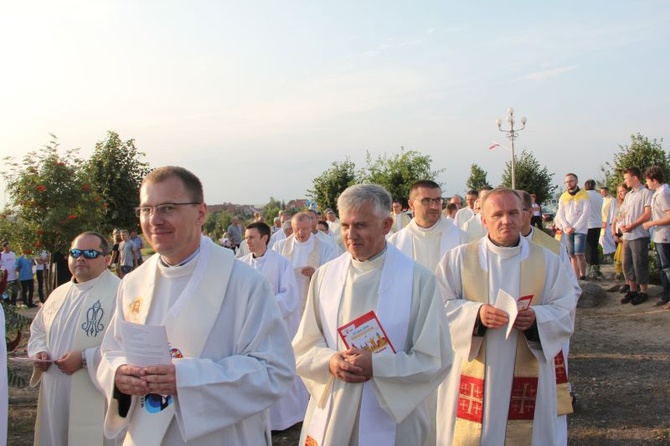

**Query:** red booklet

left=337, top=310, right=396, bottom=354
left=517, top=294, right=533, bottom=311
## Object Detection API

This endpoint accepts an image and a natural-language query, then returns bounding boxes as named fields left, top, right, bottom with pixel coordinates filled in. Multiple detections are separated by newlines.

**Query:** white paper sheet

left=120, top=320, right=172, bottom=367
left=495, top=289, right=519, bottom=340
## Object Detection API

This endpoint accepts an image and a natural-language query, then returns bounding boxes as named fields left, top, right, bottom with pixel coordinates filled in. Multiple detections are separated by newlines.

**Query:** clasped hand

left=479, top=304, right=536, bottom=331
left=115, top=364, right=177, bottom=396
left=329, top=348, right=373, bottom=383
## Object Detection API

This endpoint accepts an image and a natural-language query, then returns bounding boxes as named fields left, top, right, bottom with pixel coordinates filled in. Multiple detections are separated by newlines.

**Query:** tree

left=466, top=164, right=492, bottom=191
left=602, top=133, right=669, bottom=191
left=500, top=150, right=556, bottom=204
left=84, top=131, right=151, bottom=234
left=2, top=136, right=106, bottom=254
left=262, top=197, right=283, bottom=223
left=308, top=158, right=357, bottom=214
left=361, top=148, right=444, bottom=208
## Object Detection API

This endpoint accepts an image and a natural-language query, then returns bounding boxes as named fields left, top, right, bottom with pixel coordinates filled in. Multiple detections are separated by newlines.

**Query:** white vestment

left=268, top=229, right=287, bottom=249
left=234, top=239, right=249, bottom=258
left=435, top=237, right=576, bottom=446
left=293, top=245, right=452, bottom=446
left=453, top=207, right=474, bottom=229
left=97, top=237, right=295, bottom=445
left=463, top=214, right=486, bottom=241
left=273, top=234, right=339, bottom=308
left=27, top=270, right=121, bottom=446
left=599, top=196, right=616, bottom=254
left=239, top=249, right=308, bottom=430
left=525, top=227, right=581, bottom=446
left=388, top=217, right=468, bottom=272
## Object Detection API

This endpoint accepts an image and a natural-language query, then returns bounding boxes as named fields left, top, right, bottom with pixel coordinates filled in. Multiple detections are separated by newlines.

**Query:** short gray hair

left=337, top=184, right=392, bottom=220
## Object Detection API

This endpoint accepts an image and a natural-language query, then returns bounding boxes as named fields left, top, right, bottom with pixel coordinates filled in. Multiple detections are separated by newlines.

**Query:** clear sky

left=1, top=0, right=668, bottom=206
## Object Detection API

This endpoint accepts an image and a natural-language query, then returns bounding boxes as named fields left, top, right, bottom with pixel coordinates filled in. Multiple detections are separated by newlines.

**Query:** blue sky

left=1, top=1, right=668, bottom=206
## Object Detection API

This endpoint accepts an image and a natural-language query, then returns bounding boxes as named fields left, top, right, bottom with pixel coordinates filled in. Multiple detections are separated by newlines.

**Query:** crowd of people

left=14, top=163, right=669, bottom=446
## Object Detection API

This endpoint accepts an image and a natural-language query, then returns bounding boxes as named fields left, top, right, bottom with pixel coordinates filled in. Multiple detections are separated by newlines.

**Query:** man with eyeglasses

left=28, top=231, right=121, bottom=445
left=555, top=173, right=592, bottom=280
left=387, top=179, right=466, bottom=444
left=97, top=166, right=295, bottom=445
left=389, top=180, right=468, bottom=273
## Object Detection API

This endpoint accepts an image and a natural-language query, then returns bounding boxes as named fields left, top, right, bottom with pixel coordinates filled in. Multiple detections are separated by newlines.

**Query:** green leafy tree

left=361, top=148, right=444, bottom=208
left=84, top=131, right=150, bottom=234
left=2, top=136, right=106, bottom=254
left=308, top=158, right=357, bottom=214
left=500, top=150, right=556, bottom=204
left=602, top=133, right=669, bottom=191
left=466, top=163, right=492, bottom=191
left=262, top=197, right=283, bottom=223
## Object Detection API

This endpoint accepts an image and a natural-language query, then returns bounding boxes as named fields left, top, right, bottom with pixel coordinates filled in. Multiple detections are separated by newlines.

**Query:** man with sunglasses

left=97, top=166, right=294, bottom=445
left=28, top=232, right=121, bottom=445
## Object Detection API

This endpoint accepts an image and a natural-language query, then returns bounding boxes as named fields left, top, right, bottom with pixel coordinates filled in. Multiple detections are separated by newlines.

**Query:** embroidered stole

left=121, top=237, right=234, bottom=446
left=393, top=218, right=460, bottom=264
left=32, top=271, right=118, bottom=446
left=528, top=229, right=575, bottom=417
left=454, top=241, right=544, bottom=446
left=305, top=245, right=413, bottom=446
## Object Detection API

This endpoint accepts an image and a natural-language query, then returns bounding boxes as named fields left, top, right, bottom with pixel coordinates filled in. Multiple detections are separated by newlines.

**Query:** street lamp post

left=496, top=107, right=527, bottom=189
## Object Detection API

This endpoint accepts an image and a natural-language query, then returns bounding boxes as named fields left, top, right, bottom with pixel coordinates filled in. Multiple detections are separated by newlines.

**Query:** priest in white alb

left=435, top=188, right=576, bottom=446
left=97, top=166, right=295, bottom=445
left=273, top=212, right=339, bottom=309
left=293, top=184, right=452, bottom=446
left=28, top=232, right=121, bottom=445
left=389, top=180, right=468, bottom=272
left=238, top=221, right=308, bottom=431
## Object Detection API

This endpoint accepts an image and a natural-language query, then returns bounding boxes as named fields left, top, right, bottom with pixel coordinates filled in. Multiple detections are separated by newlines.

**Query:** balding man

left=273, top=212, right=339, bottom=308
left=435, top=188, right=575, bottom=445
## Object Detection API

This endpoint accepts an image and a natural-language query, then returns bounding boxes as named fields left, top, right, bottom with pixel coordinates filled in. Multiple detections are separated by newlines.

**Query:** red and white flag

left=488, top=142, right=501, bottom=151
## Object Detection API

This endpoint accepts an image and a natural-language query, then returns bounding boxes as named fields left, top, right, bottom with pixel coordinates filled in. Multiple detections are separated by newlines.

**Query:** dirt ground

left=7, top=262, right=669, bottom=445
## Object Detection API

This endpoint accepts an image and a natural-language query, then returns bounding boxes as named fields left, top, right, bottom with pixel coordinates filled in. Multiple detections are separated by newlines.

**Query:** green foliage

left=360, top=148, right=444, bottom=208
left=84, top=131, right=151, bottom=234
left=602, top=133, right=669, bottom=191
left=466, top=164, right=492, bottom=191
left=500, top=150, right=556, bottom=204
left=307, top=158, right=357, bottom=214
left=2, top=136, right=106, bottom=254
left=203, top=211, right=235, bottom=238
left=262, top=197, right=283, bottom=224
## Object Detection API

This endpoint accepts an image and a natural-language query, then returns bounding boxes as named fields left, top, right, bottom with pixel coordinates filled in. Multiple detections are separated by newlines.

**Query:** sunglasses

left=69, top=249, right=105, bottom=259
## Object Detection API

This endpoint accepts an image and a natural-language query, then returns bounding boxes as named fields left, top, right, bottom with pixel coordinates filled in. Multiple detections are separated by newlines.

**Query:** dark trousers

left=655, top=242, right=670, bottom=303
left=531, top=215, right=543, bottom=229
left=586, top=227, right=601, bottom=266
left=20, top=279, right=34, bottom=306
left=36, top=269, right=45, bottom=303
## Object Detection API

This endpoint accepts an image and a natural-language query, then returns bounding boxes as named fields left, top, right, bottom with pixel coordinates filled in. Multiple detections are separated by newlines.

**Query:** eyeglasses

left=416, top=197, right=444, bottom=206
left=134, top=202, right=201, bottom=218
left=69, top=249, right=105, bottom=259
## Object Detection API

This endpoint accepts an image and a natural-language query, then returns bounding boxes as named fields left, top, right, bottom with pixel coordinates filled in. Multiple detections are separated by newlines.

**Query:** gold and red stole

left=528, top=229, right=574, bottom=417
left=454, top=240, right=571, bottom=446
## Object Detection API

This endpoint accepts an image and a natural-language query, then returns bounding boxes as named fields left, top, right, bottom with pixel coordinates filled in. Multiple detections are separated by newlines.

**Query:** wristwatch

left=81, top=350, right=87, bottom=369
